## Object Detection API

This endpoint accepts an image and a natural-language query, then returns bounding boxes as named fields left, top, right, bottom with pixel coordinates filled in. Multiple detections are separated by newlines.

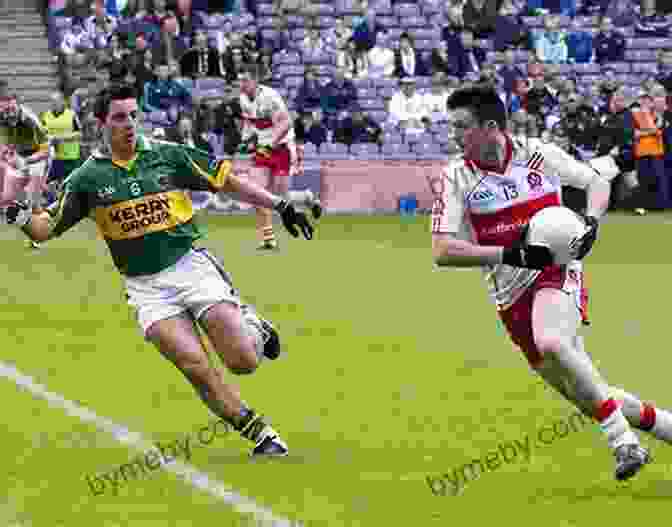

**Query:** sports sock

left=227, top=406, right=271, bottom=443
left=608, top=387, right=672, bottom=443
left=256, top=207, right=275, bottom=244
left=596, top=398, right=639, bottom=450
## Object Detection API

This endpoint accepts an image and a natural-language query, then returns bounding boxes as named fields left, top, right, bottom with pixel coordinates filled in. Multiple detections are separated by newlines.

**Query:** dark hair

left=446, top=84, right=508, bottom=130
left=94, top=83, right=137, bottom=120
left=240, top=63, right=261, bottom=79
left=400, top=32, right=412, bottom=43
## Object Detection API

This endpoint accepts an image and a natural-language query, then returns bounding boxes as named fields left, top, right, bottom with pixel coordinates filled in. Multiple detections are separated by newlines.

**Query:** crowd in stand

left=36, top=0, right=672, bottom=212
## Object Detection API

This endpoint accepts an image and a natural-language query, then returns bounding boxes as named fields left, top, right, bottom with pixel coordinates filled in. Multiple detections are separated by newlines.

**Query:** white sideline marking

left=0, top=361, right=301, bottom=527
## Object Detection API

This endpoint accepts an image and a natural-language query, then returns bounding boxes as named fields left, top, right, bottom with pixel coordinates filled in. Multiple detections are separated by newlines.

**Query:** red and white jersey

left=431, top=135, right=615, bottom=308
left=239, top=85, right=294, bottom=147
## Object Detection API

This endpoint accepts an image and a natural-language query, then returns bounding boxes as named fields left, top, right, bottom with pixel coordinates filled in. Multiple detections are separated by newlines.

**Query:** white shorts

left=125, top=248, right=240, bottom=338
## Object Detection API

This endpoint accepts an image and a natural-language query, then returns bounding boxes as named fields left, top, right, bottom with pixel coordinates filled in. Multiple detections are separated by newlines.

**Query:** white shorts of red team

left=498, top=260, right=588, bottom=369
left=124, top=248, right=240, bottom=339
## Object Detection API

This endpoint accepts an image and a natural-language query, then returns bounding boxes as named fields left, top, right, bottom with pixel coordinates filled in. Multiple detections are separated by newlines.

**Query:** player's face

left=104, top=98, right=139, bottom=154
left=452, top=107, right=505, bottom=164
left=239, top=74, right=257, bottom=97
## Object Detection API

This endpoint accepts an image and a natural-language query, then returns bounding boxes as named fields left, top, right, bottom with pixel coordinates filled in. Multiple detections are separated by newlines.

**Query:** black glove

left=274, top=199, right=314, bottom=240
left=575, top=215, right=599, bottom=260
left=502, top=225, right=554, bottom=270
left=6, top=200, right=32, bottom=227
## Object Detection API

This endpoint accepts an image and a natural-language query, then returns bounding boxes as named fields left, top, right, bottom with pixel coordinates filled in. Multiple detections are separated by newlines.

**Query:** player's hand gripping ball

left=526, top=206, right=595, bottom=265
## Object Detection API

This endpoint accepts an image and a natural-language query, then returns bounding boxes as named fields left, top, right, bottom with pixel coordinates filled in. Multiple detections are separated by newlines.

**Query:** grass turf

left=1, top=212, right=671, bottom=527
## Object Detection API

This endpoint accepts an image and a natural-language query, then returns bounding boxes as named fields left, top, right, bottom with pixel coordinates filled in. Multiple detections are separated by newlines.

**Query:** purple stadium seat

left=351, top=78, right=371, bottom=89
left=52, top=16, right=72, bottom=29
left=625, top=50, right=657, bottom=61
left=377, top=16, right=399, bottom=28
left=415, top=76, right=431, bottom=89
left=555, top=64, right=573, bottom=74
left=614, top=74, right=631, bottom=84
left=573, top=63, right=601, bottom=74
left=521, top=17, right=544, bottom=28
left=486, top=51, right=499, bottom=63
left=258, top=16, right=275, bottom=29
left=414, top=142, right=443, bottom=158
left=359, top=99, right=384, bottom=111
left=405, top=16, right=427, bottom=28
left=605, top=62, right=631, bottom=73
left=415, top=39, right=433, bottom=50
left=382, top=132, right=403, bottom=143
left=632, top=62, right=658, bottom=74
left=394, top=3, right=421, bottom=17
left=405, top=132, right=433, bottom=145
left=574, top=15, right=597, bottom=27
left=314, top=64, right=334, bottom=75
left=382, top=142, right=415, bottom=159
left=321, top=142, right=349, bottom=157
left=350, top=143, right=381, bottom=157
left=196, top=78, right=227, bottom=91
left=303, top=143, right=319, bottom=156
left=286, top=15, right=303, bottom=26
left=357, top=87, right=377, bottom=99
left=257, top=3, right=274, bottom=15
left=336, top=0, right=359, bottom=15
left=148, top=110, right=169, bottom=124
left=314, top=4, right=335, bottom=15
left=284, top=76, right=303, bottom=88
left=373, top=78, right=398, bottom=89
left=515, top=50, right=531, bottom=62
left=292, top=28, right=307, bottom=40
left=421, top=0, right=441, bottom=15
left=317, top=16, right=335, bottom=28
left=278, top=64, right=305, bottom=77
left=369, top=111, right=389, bottom=123
left=378, top=86, right=396, bottom=98
left=388, top=28, right=404, bottom=40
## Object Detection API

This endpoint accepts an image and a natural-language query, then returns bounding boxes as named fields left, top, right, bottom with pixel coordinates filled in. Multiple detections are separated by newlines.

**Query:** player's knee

left=176, top=357, right=212, bottom=384
left=226, top=353, right=259, bottom=375
left=535, top=334, right=571, bottom=358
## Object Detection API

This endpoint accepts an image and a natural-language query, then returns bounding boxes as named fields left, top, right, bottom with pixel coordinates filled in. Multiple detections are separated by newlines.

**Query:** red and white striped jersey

left=430, top=135, right=616, bottom=308
left=239, top=85, right=294, bottom=147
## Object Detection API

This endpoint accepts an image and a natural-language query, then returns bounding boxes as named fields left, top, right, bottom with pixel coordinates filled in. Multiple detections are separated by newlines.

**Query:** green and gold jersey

left=46, top=134, right=232, bottom=276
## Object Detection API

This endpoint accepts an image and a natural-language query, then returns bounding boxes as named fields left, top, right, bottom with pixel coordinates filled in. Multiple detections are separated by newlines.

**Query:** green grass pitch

left=1, top=212, right=671, bottom=527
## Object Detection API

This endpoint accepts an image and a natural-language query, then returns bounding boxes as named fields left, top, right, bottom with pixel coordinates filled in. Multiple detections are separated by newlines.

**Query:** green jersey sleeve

left=169, top=144, right=233, bottom=193
left=46, top=172, right=92, bottom=239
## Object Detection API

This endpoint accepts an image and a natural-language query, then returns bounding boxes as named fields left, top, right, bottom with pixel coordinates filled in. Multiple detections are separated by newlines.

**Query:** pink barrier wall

left=320, top=161, right=443, bottom=212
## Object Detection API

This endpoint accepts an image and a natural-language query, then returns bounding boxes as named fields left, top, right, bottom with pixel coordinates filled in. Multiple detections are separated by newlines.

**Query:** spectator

left=632, top=88, right=666, bottom=211
left=635, top=0, right=672, bottom=37
left=430, top=40, right=453, bottom=77
left=508, top=75, right=529, bottom=113
left=594, top=16, right=626, bottom=64
left=267, top=16, right=293, bottom=54
left=387, top=77, right=429, bottom=131
left=526, top=75, right=557, bottom=130
left=273, top=0, right=315, bottom=21
left=151, top=13, right=188, bottom=65
left=294, top=109, right=328, bottom=145
left=655, top=50, right=672, bottom=94
left=368, top=29, right=395, bottom=79
left=338, top=39, right=368, bottom=79
left=143, top=62, right=191, bottom=117
left=422, top=72, right=450, bottom=123
left=295, top=65, right=323, bottom=112
left=133, top=48, right=156, bottom=101
left=61, top=16, right=95, bottom=62
left=180, top=29, right=221, bottom=79
left=533, top=15, right=568, bottom=64
left=64, top=0, right=91, bottom=19
left=493, top=0, right=529, bottom=52
left=478, top=62, right=505, bottom=95
left=445, top=0, right=465, bottom=29
left=334, top=105, right=381, bottom=145
left=258, top=48, right=274, bottom=85
left=216, top=20, right=234, bottom=55
left=448, top=29, right=486, bottom=79
left=567, top=16, right=594, bottom=64
left=595, top=87, right=636, bottom=209
left=394, top=32, right=427, bottom=78
left=320, top=67, right=358, bottom=127
left=325, top=17, right=353, bottom=55
left=99, top=32, right=131, bottom=83
left=86, top=3, right=118, bottom=49
left=563, top=93, right=601, bottom=159
left=41, top=90, right=82, bottom=187
left=462, top=0, right=499, bottom=38
left=498, top=48, right=525, bottom=103
left=223, top=46, right=246, bottom=83
left=242, top=24, right=262, bottom=57
left=301, top=25, right=326, bottom=57
left=352, top=4, right=379, bottom=52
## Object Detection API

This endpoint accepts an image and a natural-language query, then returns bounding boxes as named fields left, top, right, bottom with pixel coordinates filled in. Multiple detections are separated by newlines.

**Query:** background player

left=6, top=83, right=317, bottom=457
left=430, top=85, right=672, bottom=482
left=239, top=64, right=321, bottom=251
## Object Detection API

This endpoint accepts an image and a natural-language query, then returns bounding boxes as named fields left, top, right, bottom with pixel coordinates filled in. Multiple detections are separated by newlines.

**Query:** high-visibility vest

left=632, top=108, right=664, bottom=158
left=42, top=109, right=80, bottom=161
